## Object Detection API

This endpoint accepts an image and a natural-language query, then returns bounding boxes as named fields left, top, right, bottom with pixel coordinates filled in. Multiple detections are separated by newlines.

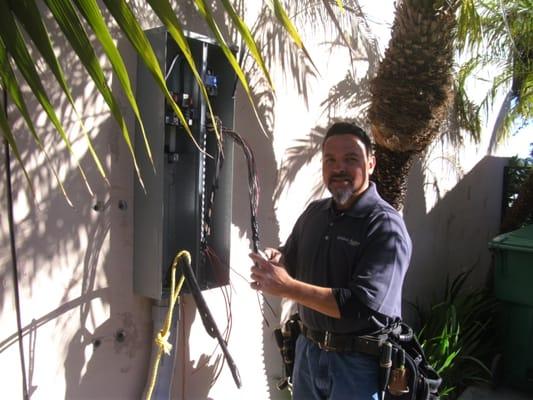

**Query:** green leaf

left=0, top=87, right=33, bottom=196
left=0, top=42, right=72, bottom=205
left=8, top=0, right=108, bottom=186
left=321, top=0, right=353, bottom=51
left=334, top=0, right=345, bottom=12
left=449, top=268, right=472, bottom=301
left=102, top=0, right=202, bottom=152
left=146, top=0, right=222, bottom=143
left=220, top=0, right=274, bottom=90
left=72, top=0, right=153, bottom=168
left=192, top=0, right=272, bottom=137
left=439, top=386, right=456, bottom=396
left=42, top=0, right=144, bottom=189
left=270, top=0, right=318, bottom=72
left=457, top=0, right=482, bottom=51
left=0, top=5, right=93, bottom=195
left=438, top=350, right=460, bottom=373
left=193, top=0, right=251, bottom=95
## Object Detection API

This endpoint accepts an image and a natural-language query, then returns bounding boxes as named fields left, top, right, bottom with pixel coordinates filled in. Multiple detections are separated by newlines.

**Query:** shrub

left=413, top=270, right=500, bottom=399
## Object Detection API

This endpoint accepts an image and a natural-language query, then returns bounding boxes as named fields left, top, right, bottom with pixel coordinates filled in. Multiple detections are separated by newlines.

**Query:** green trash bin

left=489, top=224, right=533, bottom=391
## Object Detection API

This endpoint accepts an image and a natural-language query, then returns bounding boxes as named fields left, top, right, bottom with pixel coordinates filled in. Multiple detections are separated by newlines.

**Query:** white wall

left=0, top=9, right=153, bottom=400
left=0, top=1, right=525, bottom=399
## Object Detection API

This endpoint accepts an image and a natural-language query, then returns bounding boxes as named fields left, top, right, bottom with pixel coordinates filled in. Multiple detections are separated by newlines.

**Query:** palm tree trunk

left=368, top=0, right=456, bottom=209
left=372, top=145, right=415, bottom=211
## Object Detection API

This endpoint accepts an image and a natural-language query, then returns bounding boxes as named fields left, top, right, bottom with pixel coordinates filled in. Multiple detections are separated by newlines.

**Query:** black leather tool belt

left=302, top=324, right=385, bottom=355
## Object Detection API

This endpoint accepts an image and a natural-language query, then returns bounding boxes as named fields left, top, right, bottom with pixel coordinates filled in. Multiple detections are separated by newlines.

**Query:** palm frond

left=0, top=41, right=72, bottom=204
left=44, top=0, right=143, bottom=188
left=3, top=0, right=311, bottom=199
left=270, top=0, right=318, bottom=73
left=10, top=0, right=109, bottom=186
left=0, top=5, right=94, bottom=194
left=73, top=0, right=153, bottom=169
left=456, top=0, right=533, bottom=144
left=0, top=91, right=33, bottom=195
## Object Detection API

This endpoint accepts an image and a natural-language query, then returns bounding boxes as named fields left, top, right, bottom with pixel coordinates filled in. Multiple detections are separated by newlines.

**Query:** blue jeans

left=292, top=334, right=380, bottom=400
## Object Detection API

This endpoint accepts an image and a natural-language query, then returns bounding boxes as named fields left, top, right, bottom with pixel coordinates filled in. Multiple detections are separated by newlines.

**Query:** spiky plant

left=368, top=0, right=457, bottom=210
left=414, top=269, right=499, bottom=399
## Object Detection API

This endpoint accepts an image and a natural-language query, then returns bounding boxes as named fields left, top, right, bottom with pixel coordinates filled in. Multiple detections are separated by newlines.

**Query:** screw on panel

left=115, top=330, right=126, bottom=343
left=118, top=200, right=128, bottom=211
left=93, top=201, right=104, bottom=212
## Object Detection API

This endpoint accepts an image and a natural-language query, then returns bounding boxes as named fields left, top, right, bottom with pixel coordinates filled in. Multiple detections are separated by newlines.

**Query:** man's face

left=322, top=134, right=375, bottom=209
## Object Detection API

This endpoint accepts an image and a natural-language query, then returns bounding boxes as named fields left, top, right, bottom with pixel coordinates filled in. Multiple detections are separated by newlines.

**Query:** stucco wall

left=0, top=1, right=526, bottom=399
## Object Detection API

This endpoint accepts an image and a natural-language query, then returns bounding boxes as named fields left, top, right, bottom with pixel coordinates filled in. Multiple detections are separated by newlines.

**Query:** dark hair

left=322, top=122, right=373, bottom=155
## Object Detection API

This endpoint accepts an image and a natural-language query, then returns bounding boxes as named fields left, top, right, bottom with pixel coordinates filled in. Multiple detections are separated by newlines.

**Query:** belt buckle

left=319, top=331, right=336, bottom=351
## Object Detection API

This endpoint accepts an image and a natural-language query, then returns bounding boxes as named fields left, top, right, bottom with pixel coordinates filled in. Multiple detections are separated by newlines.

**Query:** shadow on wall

left=61, top=28, right=154, bottom=398
left=0, top=2, right=391, bottom=399
left=63, top=113, right=151, bottom=399
left=402, top=155, right=508, bottom=317
left=175, top=297, right=218, bottom=400
left=272, top=3, right=381, bottom=206
left=274, top=127, right=326, bottom=205
left=130, top=0, right=389, bottom=396
left=231, top=86, right=283, bottom=397
left=168, top=3, right=382, bottom=396
left=0, top=51, right=112, bottom=400
left=271, top=133, right=509, bottom=327
left=232, top=4, right=381, bottom=397
left=0, top=26, right=153, bottom=398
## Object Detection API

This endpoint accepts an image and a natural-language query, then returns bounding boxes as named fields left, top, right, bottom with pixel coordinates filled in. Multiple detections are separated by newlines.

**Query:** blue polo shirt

left=282, top=182, right=412, bottom=333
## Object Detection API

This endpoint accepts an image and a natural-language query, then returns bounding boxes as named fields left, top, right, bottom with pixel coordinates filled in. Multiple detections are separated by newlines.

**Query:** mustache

left=329, top=173, right=352, bottom=181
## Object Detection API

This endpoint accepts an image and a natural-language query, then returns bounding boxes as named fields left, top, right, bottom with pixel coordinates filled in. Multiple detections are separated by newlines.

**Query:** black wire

left=231, top=46, right=245, bottom=99
left=220, top=127, right=276, bottom=323
left=179, top=252, right=242, bottom=388
left=201, top=121, right=224, bottom=252
left=3, top=89, right=29, bottom=400
left=222, top=129, right=260, bottom=251
left=206, top=121, right=276, bottom=324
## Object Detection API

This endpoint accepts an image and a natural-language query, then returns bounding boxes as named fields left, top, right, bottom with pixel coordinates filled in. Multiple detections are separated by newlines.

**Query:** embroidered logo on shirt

left=337, top=235, right=360, bottom=247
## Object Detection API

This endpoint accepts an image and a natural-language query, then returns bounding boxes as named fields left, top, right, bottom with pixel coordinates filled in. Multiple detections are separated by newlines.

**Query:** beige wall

left=0, top=1, right=525, bottom=399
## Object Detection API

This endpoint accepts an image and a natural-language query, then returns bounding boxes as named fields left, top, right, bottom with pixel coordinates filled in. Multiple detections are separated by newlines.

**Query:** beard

left=327, top=173, right=355, bottom=207
left=329, top=186, right=355, bottom=207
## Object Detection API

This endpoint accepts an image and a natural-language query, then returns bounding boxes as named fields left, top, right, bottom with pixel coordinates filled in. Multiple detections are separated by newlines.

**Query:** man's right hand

left=249, top=251, right=292, bottom=297
left=263, top=247, right=282, bottom=263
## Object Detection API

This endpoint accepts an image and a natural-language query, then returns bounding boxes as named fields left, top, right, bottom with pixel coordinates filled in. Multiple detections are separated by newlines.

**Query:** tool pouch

left=384, top=322, right=442, bottom=400
left=274, top=314, right=301, bottom=390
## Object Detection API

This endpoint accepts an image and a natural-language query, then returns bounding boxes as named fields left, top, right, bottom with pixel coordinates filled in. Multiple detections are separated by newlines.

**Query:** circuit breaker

left=133, top=28, right=235, bottom=299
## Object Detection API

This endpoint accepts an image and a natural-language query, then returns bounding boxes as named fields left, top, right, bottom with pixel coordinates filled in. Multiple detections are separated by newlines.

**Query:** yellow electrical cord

left=144, top=250, right=190, bottom=400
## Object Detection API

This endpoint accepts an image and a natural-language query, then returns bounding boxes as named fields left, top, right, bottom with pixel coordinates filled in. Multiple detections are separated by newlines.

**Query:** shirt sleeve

left=332, top=288, right=392, bottom=328
left=332, top=287, right=366, bottom=318
left=280, top=228, right=298, bottom=276
left=349, top=209, right=412, bottom=318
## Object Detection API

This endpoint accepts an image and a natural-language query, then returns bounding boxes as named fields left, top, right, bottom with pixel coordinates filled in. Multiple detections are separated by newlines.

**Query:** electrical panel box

left=133, top=28, right=235, bottom=300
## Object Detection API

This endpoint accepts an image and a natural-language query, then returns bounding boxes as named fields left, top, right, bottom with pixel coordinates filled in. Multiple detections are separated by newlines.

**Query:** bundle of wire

left=205, top=116, right=259, bottom=252
left=222, top=129, right=260, bottom=252
left=205, top=119, right=275, bottom=325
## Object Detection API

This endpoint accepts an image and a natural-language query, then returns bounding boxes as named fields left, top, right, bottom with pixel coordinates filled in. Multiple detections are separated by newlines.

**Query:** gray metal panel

left=198, top=38, right=235, bottom=288
left=133, top=27, right=167, bottom=299
left=133, top=27, right=236, bottom=298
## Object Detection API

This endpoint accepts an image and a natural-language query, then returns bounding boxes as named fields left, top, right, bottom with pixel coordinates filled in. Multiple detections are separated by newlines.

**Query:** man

left=249, top=121, right=412, bottom=400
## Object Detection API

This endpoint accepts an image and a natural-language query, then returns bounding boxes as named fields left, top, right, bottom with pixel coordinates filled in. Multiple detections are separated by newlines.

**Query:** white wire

left=165, top=54, right=180, bottom=81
